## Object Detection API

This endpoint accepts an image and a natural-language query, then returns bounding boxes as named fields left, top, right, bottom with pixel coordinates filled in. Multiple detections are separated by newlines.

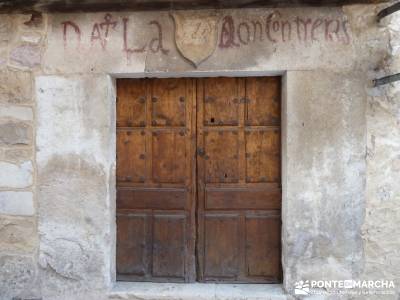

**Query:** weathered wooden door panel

left=117, top=76, right=281, bottom=283
left=117, top=188, right=187, bottom=210
left=204, top=130, right=239, bottom=183
left=245, top=77, right=280, bottom=126
left=152, top=213, right=186, bottom=278
left=116, top=130, right=146, bottom=183
left=117, top=211, right=190, bottom=281
left=116, top=78, right=196, bottom=282
left=203, top=77, right=240, bottom=126
left=197, top=77, right=282, bottom=283
left=245, top=129, right=280, bottom=183
left=151, top=78, right=187, bottom=127
left=116, top=213, right=148, bottom=276
left=205, top=187, right=281, bottom=210
left=117, top=79, right=146, bottom=127
left=152, top=131, right=186, bottom=183
left=245, top=213, right=281, bottom=279
left=203, top=214, right=240, bottom=278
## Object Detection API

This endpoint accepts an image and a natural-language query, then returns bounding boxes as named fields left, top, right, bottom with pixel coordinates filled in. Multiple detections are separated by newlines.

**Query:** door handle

left=197, top=147, right=205, bottom=157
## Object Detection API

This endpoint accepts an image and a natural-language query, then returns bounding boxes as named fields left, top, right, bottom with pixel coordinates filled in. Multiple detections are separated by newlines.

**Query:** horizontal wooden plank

left=205, top=188, right=281, bottom=210
left=117, top=188, right=187, bottom=210
left=202, top=126, right=280, bottom=131
left=116, top=274, right=186, bottom=283
left=204, top=182, right=280, bottom=188
left=116, top=127, right=188, bottom=131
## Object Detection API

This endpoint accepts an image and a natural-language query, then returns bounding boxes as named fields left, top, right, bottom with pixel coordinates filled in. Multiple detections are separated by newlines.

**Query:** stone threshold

left=109, top=282, right=288, bottom=300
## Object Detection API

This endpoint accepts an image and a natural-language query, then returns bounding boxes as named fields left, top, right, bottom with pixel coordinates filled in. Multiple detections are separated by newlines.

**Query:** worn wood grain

left=117, top=76, right=281, bottom=283
left=116, top=78, right=196, bottom=282
left=197, top=76, right=282, bottom=283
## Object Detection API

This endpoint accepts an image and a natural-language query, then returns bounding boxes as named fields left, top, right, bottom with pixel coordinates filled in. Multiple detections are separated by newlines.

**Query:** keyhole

left=224, top=173, right=228, bottom=178
left=210, top=118, right=215, bottom=123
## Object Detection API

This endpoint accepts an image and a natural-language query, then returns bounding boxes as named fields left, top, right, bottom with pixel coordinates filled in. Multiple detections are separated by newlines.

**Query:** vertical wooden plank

left=238, top=78, right=246, bottom=184
left=237, top=78, right=247, bottom=280
left=145, top=79, right=152, bottom=184
left=187, top=78, right=197, bottom=282
left=238, top=212, right=246, bottom=280
left=148, top=211, right=154, bottom=280
left=196, top=78, right=205, bottom=281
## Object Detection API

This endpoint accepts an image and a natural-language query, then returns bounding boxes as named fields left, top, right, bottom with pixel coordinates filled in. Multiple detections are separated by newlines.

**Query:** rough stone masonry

left=0, top=2, right=399, bottom=300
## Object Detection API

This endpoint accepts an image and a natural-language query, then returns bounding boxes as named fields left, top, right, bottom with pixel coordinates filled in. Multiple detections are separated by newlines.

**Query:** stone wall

left=0, top=13, right=46, bottom=300
left=363, top=6, right=400, bottom=294
left=0, top=3, right=399, bottom=300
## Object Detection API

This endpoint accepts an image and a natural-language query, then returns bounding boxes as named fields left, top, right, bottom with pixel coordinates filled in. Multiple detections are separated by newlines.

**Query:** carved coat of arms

left=171, top=11, right=220, bottom=67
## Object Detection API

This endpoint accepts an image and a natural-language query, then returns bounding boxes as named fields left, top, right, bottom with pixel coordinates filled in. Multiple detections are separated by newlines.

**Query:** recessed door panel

left=204, top=130, right=239, bottom=183
left=245, top=77, right=280, bottom=126
left=152, top=214, right=186, bottom=278
left=203, top=77, right=240, bottom=126
left=245, top=129, right=281, bottom=183
left=117, top=79, right=146, bottom=127
left=151, top=78, right=187, bottom=127
left=245, top=213, right=281, bottom=279
left=204, top=214, right=240, bottom=279
left=116, top=213, right=148, bottom=276
left=152, top=131, right=186, bottom=184
left=117, top=130, right=146, bottom=183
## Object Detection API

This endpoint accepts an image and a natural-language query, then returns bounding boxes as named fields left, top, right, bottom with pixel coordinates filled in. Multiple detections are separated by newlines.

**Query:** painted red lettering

left=311, top=18, right=323, bottom=41
left=122, top=17, right=146, bottom=56
left=265, top=13, right=277, bottom=43
left=295, top=17, right=312, bottom=41
left=219, top=16, right=239, bottom=48
left=148, top=20, right=169, bottom=55
left=238, top=22, right=250, bottom=45
left=61, top=21, right=81, bottom=49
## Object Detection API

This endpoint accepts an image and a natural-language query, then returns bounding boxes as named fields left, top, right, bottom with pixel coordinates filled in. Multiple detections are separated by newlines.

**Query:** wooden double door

left=116, top=77, right=282, bottom=283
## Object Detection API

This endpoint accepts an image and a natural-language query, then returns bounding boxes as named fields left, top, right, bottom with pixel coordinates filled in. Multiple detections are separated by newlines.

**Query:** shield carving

left=171, top=11, right=220, bottom=67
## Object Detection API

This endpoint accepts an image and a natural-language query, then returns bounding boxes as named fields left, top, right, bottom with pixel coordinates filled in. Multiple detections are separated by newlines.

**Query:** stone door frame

left=110, top=70, right=289, bottom=286
left=36, top=70, right=294, bottom=298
